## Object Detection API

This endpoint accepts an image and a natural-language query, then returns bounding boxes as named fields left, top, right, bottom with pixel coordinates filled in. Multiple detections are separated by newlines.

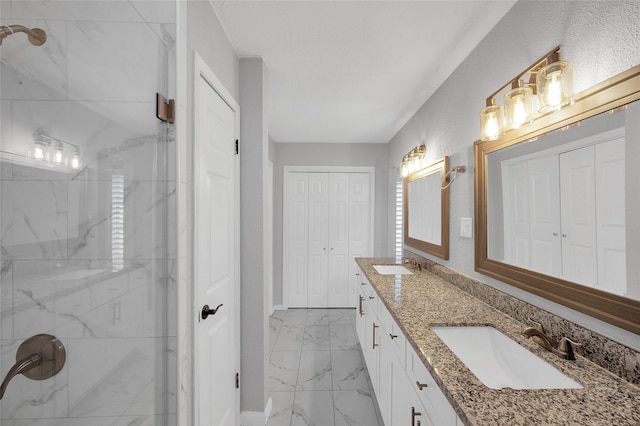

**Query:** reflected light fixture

left=400, top=144, right=426, bottom=177
left=32, top=130, right=82, bottom=170
left=479, top=45, right=574, bottom=141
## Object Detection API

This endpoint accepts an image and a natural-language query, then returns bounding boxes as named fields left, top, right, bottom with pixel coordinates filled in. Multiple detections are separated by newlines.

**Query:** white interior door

left=194, top=59, right=238, bottom=426
left=595, top=138, right=626, bottom=295
left=504, top=161, right=531, bottom=266
left=560, top=146, right=597, bottom=287
left=328, top=173, right=349, bottom=307
left=307, top=173, right=329, bottom=307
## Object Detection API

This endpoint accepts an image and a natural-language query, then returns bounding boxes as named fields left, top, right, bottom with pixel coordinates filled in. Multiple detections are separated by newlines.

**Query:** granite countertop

left=356, top=257, right=640, bottom=426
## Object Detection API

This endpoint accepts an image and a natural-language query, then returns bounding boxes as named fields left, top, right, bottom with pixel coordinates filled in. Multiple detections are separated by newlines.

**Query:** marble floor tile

left=267, top=391, right=295, bottom=426
left=330, top=324, right=359, bottom=350
left=331, top=350, right=369, bottom=391
left=297, top=351, right=332, bottom=391
left=302, top=325, right=331, bottom=351
left=306, top=309, right=329, bottom=326
left=291, top=391, right=335, bottom=426
left=328, top=308, right=355, bottom=325
left=269, top=351, right=300, bottom=392
left=283, top=309, right=307, bottom=325
left=273, top=325, right=304, bottom=351
left=334, top=390, right=381, bottom=426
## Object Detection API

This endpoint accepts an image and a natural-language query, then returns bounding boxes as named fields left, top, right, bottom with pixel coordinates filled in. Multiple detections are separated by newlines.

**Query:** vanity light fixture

left=400, top=144, right=426, bottom=177
left=32, top=131, right=82, bottom=170
left=479, top=45, right=574, bottom=141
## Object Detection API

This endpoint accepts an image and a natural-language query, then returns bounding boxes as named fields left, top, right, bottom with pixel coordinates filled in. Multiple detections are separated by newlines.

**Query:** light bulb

left=480, top=103, right=504, bottom=141
left=53, top=144, right=64, bottom=165
left=401, top=163, right=408, bottom=178
left=512, top=96, right=527, bottom=129
left=545, top=71, right=563, bottom=109
left=33, top=144, right=45, bottom=160
left=485, top=112, right=500, bottom=140
left=71, top=151, right=81, bottom=169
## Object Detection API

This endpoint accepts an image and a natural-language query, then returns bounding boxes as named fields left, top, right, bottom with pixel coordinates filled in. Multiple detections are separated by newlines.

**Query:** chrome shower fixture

left=0, top=25, right=47, bottom=46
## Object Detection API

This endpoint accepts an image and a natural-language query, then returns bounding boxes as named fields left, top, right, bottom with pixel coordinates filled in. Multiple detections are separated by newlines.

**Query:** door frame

left=192, top=51, right=241, bottom=424
left=282, top=166, right=375, bottom=308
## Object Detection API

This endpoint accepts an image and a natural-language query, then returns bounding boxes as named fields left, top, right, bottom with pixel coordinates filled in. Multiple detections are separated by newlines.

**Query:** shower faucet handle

left=0, top=334, right=66, bottom=399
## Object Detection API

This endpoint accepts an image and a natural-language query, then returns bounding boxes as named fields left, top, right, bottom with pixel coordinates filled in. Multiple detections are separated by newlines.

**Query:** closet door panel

left=308, top=173, right=329, bottom=307
left=560, top=146, right=597, bottom=287
left=286, top=174, right=309, bottom=307
left=328, top=173, right=350, bottom=307
left=595, top=138, right=626, bottom=295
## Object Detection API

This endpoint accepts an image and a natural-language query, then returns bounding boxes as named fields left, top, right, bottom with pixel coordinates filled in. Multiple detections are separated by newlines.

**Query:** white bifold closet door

left=285, top=171, right=371, bottom=308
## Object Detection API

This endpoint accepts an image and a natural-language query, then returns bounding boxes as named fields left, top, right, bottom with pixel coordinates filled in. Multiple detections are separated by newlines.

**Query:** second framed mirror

left=404, top=156, right=449, bottom=259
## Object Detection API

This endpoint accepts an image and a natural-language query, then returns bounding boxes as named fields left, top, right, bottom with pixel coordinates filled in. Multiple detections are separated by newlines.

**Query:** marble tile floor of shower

left=268, top=308, right=383, bottom=426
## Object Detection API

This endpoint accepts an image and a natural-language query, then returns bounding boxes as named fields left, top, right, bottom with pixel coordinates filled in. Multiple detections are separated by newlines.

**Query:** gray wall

left=272, top=143, right=389, bottom=306
left=387, top=0, right=640, bottom=345
left=239, top=58, right=269, bottom=413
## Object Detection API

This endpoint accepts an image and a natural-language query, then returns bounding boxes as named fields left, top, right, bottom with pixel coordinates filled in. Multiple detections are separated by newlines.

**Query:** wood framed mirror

left=404, top=156, right=449, bottom=259
left=474, top=64, right=640, bottom=334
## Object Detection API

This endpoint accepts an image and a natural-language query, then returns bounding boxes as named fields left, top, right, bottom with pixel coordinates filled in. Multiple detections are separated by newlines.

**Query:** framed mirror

left=404, top=156, right=449, bottom=259
left=475, top=64, right=640, bottom=334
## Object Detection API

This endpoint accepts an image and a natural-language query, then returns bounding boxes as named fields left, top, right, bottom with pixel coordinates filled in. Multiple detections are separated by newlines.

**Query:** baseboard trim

left=240, top=397, right=272, bottom=426
left=272, top=305, right=286, bottom=312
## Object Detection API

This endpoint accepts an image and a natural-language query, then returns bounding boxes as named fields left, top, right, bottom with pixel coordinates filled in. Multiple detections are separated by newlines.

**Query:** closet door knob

left=201, top=304, right=223, bottom=320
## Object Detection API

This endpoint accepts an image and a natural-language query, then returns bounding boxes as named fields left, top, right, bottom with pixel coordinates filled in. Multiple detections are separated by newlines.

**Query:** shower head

left=0, top=25, right=47, bottom=46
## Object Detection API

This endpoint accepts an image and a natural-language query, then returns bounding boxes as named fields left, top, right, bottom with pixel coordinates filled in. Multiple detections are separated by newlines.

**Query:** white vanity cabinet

left=355, top=267, right=461, bottom=426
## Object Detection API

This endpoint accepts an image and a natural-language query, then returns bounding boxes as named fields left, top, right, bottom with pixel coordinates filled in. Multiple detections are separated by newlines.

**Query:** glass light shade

left=71, top=151, right=81, bottom=169
left=32, top=142, right=45, bottom=160
left=504, top=85, right=534, bottom=130
left=400, top=162, right=408, bottom=177
left=480, top=104, right=504, bottom=141
left=53, top=144, right=64, bottom=165
left=537, top=60, right=574, bottom=113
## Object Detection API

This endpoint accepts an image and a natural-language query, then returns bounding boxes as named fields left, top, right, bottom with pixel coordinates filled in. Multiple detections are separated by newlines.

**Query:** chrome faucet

left=522, top=318, right=582, bottom=360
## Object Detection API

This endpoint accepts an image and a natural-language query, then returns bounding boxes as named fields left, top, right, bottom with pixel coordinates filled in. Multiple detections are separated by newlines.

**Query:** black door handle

left=201, top=304, right=223, bottom=320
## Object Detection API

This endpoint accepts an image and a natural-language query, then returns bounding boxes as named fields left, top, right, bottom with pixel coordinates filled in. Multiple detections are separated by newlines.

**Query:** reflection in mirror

left=475, top=64, right=640, bottom=334
left=487, top=102, right=638, bottom=300
left=404, top=156, right=449, bottom=259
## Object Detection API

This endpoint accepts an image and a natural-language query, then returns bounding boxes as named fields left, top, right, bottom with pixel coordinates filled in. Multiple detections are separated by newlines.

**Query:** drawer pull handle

left=416, top=381, right=428, bottom=390
left=358, top=295, right=364, bottom=317
left=361, top=282, right=366, bottom=286
left=369, top=296, right=374, bottom=300
left=389, top=334, right=398, bottom=339
left=411, top=406, right=422, bottom=426
left=372, top=323, right=379, bottom=349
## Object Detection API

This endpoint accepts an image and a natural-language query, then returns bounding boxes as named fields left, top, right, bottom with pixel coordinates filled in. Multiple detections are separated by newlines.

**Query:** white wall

left=272, top=142, right=389, bottom=306
left=388, top=0, right=640, bottom=345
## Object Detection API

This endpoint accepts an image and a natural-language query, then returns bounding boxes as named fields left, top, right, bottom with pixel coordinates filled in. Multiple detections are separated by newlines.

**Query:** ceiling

left=211, top=1, right=516, bottom=144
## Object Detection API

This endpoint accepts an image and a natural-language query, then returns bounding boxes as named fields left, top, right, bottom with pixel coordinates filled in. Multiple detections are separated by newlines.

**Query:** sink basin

left=431, top=326, right=582, bottom=390
left=373, top=265, right=413, bottom=275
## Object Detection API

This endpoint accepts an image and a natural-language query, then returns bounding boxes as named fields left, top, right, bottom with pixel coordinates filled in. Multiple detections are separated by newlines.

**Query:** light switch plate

left=460, top=217, right=473, bottom=238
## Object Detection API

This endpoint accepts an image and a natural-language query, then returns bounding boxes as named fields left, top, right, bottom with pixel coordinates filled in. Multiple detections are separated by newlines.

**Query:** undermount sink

left=373, top=265, right=413, bottom=275
left=431, top=326, right=582, bottom=390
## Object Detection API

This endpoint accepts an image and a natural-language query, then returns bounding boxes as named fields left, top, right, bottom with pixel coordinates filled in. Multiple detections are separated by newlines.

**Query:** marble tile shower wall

left=403, top=250, right=640, bottom=385
left=0, top=1, right=176, bottom=424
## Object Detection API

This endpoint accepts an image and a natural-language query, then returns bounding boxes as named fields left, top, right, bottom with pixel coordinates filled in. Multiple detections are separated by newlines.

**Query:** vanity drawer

left=407, top=347, right=457, bottom=425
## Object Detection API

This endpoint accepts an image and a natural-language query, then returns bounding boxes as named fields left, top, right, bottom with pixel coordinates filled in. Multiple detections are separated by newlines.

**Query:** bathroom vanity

left=355, top=257, right=640, bottom=425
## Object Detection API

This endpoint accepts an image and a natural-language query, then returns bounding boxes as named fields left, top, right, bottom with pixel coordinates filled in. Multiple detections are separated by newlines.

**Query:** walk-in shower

left=1, top=1, right=177, bottom=424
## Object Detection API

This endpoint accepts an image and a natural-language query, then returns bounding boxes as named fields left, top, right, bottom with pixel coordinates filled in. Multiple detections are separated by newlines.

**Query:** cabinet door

left=328, top=173, right=350, bottom=306
left=286, top=173, right=309, bottom=307
left=377, top=325, right=394, bottom=426
left=307, top=173, right=329, bottom=307
left=363, top=298, right=379, bottom=392
left=355, top=280, right=367, bottom=350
